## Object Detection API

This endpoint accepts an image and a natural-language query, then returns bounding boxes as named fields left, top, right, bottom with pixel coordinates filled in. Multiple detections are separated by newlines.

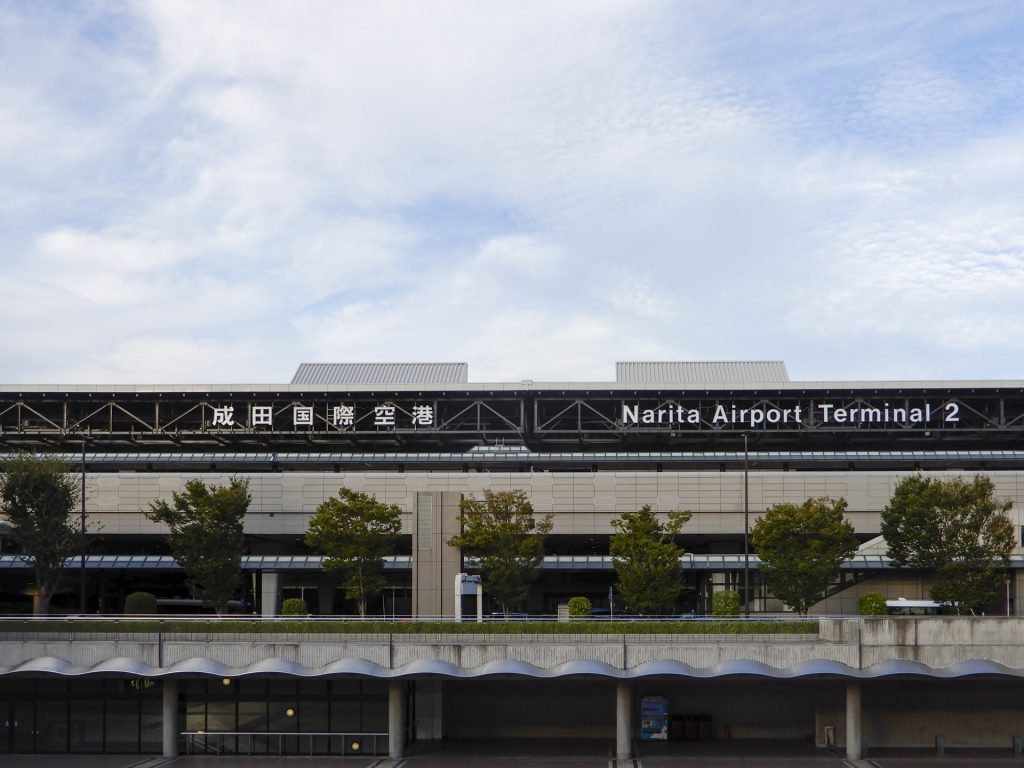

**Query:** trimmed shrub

left=712, top=590, right=741, bottom=617
left=124, top=591, right=158, bottom=615
left=567, top=596, right=592, bottom=619
left=280, top=598, right=309, bottom=616
left=0, top=618, right=819, bottom=635
left=858, top=592, right=888, bottom=616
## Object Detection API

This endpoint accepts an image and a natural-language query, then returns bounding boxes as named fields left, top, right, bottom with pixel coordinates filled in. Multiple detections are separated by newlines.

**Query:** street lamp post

left=80, top=439, right=86, bottom=613
left=743, top=432, right=749, bottom=618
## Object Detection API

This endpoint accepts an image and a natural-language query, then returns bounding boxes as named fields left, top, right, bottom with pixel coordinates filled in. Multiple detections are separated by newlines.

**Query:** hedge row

left=0, top=619, right=817, bottom=635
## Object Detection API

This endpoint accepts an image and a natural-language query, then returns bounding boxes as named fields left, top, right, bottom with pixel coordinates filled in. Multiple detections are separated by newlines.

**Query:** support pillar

left=616, top=680, right=632, bottom=761
left=261, top=571, right=280, bottom=616
left=162, top=678, right=179, bottom=758
left=389, top=680, right=406, bottom=760
left=846, top=681, right=862, bottom=761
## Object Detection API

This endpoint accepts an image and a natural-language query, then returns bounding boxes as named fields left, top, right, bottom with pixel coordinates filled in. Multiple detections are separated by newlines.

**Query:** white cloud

left=2, top=2, right=1024, bottom=383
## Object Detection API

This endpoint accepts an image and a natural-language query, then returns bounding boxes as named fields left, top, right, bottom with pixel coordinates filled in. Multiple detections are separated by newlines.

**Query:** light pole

left=80, top=438, right=87, bottom=613
left=743, top=432, right=749, bottom=618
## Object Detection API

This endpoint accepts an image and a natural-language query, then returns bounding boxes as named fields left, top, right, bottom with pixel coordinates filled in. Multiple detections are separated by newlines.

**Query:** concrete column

left=412, top=491, right=463, bottom=619
left=846, top=681, right=862, bottom=761
left=260, top=571, right=280, bottom=616
left=162, top=678, right=179, bottom=758
left=616, top=680, right=632, bottom=761
left=389, top=680, right=406, bottom=759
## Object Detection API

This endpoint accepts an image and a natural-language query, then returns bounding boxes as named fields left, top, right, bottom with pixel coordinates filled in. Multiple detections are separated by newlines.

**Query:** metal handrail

left=182, top=730, right=387, bottom=757
left=0, top=612, right=818, bottom=622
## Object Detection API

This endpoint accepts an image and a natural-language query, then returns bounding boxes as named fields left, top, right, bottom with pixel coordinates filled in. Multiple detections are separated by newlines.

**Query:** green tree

left=146, top=478, right=250, bottom=614
left=858, top=592, right=888, bottom=616
left=609, top=505, right=692, bottom=614
left=881, top=475, right=1014, bottom=614
left=448, top=490, right=553, bottom=616
left=305, top=487, right=402, bottom=617
left=0, top=453, right=81, bottom=615
left=567, top=596, right=592, bottom=619
left=751, top=497, right=858, bottom=616
left=124, top=591, right=158, bottom=615
left=712, top=590, right=740, bottom=617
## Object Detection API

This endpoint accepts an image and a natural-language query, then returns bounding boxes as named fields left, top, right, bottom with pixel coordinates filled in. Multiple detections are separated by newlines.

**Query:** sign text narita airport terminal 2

left=622, top=401, right=961, bottom=427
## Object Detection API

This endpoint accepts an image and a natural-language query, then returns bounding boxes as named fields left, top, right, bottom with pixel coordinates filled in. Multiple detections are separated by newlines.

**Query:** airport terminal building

left=3, top=361, right=1024, bottom=758
left=3, top=360, right=1024, bottom=617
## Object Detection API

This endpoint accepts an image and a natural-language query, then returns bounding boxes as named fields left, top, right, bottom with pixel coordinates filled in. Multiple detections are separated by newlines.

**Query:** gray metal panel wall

left=616, top=360, right=790, bottom=383
left=85, top=469, right=1024, bottom=542
left=291, top=362, right=468, bottom=385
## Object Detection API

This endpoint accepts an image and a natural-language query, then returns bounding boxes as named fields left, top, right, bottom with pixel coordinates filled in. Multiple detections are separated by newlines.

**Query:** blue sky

left=2, top=1, right=1023, bottom=384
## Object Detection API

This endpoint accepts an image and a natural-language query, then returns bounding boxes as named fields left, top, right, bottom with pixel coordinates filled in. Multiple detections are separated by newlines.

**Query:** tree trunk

left=35, top=582, right=53, bottom=616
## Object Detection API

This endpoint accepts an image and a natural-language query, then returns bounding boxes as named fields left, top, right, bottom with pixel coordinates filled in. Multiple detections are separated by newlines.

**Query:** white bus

left=885, top=598, right=944, bottom=616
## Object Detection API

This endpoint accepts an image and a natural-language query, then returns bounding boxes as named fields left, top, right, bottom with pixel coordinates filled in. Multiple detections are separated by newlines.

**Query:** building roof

left=291, top=362, right=469, bottom=385
left=616, top=361, right=790, bottom=384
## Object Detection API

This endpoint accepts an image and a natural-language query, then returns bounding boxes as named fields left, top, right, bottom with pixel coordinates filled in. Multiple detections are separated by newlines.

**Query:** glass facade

left=0, top=678, right=162, bottom=754
left=181, top=678, right=391, bottom=756
left=0, top=677, right=394, bottom=756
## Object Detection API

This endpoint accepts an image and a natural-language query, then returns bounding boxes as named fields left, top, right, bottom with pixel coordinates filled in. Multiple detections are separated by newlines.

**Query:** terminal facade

left=2, top=360, right=1023, bottom=617
left=3, top=361, right=1024, bottom=757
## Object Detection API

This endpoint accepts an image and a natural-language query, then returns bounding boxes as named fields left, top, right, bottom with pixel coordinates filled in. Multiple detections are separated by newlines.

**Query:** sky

left=2, top=1, right=1024, bottom=385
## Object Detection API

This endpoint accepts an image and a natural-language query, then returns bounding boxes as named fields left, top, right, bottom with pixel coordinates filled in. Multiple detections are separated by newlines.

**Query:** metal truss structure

left=2, top=385, right=1024, bottom=455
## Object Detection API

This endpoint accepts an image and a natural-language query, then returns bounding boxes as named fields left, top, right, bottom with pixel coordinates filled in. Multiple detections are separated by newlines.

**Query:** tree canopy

left=0, top=453, right=81, bottom=615
left=881, top=475, right=1014, bottom=614
left=448, top=490, right=553, bottom=615
left=751, top=497, right=858, bottom=616
left=609, top=505, right=691, bottom=614
left=146, top=478, right=251, bottom=613
left=305, top=487, right=403, bottom=617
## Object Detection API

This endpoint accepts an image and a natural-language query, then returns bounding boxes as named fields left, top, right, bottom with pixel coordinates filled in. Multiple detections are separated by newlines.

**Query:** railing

left=182, top=730, right=387, bottom=756
left=0, top=612, right=814, bottom=623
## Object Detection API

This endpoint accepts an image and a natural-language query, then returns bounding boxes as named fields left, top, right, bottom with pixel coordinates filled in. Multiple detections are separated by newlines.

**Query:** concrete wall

left=811, top=572, right=933, bottom=616
left=7, top=619, right=1024, bottom=748
left=9, top=619, right=1024, bottom=674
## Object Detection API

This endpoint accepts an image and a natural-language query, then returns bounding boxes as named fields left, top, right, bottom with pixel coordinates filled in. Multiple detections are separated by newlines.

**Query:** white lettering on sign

left=251, top=405, right=274, bottom=427
left=411, top=404, right=434, bottom=426
left=374, top=404, right=396, bottom=427
left=332, top=405, right=355, bottom=427
left=817, top=402, right=931, bottom=424
left=293, top=406, right=314, bottom=427
left=211, top=405, right=235, bottom=427
left=623, top=401, right=959, bottom=428
left=711, top=404, right=803, bottom=426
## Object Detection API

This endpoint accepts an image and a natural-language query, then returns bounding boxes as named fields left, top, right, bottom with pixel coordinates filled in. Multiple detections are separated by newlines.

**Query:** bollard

left=1014, top=735, right=1022, bottom=755
left=935, top=735, right=944, bottom=756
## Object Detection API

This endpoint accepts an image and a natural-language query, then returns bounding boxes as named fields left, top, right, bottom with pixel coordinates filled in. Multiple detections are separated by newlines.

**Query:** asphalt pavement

left=2, top=740, right=1023, bottom=767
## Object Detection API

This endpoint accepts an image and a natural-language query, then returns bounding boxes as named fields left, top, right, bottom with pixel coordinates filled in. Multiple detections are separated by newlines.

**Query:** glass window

left=69, top=701, right=103, bottom=753
left=36, top=699, right=67, bottom=753
left=140, top=695, right=162, bottom=753
left=105, top=699, right=139, bottom=753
